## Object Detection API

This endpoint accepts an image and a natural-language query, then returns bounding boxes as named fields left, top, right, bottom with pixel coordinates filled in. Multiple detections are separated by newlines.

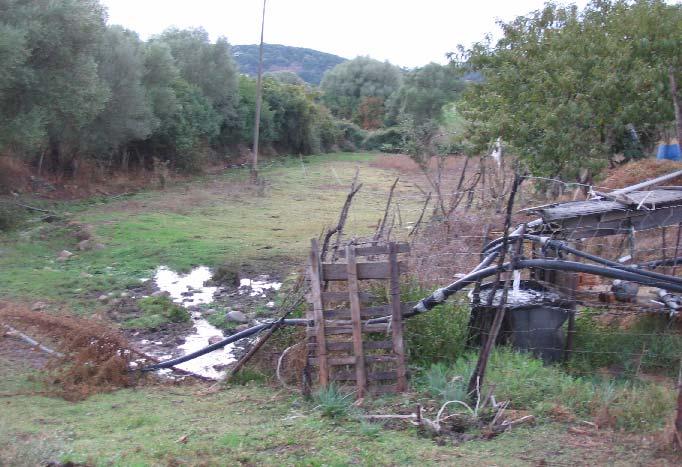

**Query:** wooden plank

left=324, top=305, right=390, bottom=320
left=309, top=355, right=398, bottom=366
left=321, top=261, right=407, bottom=281
left=309, top=239, right=329, bottom=387
left=346, top=245, right=367, bottom=398
left=333, top=370, right=397, bottom=382
left=335, top=242, right=410, bottom=258
left=389, top=242, right=408, bottom=392
left=323, top=302, right=416, bottom=320
left=307, top=323, right=390, bottom=336
left=308, top=340, right=393, bottom=352
left=321, top=291, right=374, bottom=306
left=371, top=384, right=399, bottom=395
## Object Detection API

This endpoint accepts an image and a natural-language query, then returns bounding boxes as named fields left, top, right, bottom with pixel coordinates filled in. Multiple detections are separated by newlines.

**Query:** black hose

left=408, top=258, right=682, bottom=315
left=483, top=234, right=682, bottom=287
left=141, top=318, right=309, bottom=372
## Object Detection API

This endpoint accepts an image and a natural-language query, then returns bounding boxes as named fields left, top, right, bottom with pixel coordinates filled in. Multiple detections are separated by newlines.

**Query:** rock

left=93, top=243, right=105, bottom=250
left=120, top=292, right=129, bottom=298
left=235, top=324, right=250, bottom=332
left=57, top=250, right=73, bottom=261
left=204, top=308, right=216, bottom=314
left=77, top=239, right=92, bottom=251
left=97, top=294, right=108, bottom=302
left=226, top=310, right=248, bottom=323
left=151, top=290, right=170, bottom=298
left=31, top=301, right=47, bottom=311
left=208, top=335, right=223, bottom=345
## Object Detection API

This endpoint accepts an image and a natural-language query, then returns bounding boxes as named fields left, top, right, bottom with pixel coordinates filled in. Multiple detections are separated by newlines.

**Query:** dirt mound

left=600, top=159, right=682, bottom=190
left=0, top=303, right=140, bottom=400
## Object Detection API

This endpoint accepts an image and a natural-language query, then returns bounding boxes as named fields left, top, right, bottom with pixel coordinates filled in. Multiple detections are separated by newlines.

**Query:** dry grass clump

left=600, top=159, right=682, bottom=190
left=0, top=303, right=138, bottom=400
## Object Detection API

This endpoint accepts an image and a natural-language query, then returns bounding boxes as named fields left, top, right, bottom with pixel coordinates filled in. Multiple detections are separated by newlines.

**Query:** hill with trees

left=232, top=44, right=346, bottom=85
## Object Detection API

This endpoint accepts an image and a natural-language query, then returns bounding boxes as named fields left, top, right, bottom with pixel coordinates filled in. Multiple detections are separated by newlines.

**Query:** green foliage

left=232, top=43, right=345, bottom=85
left=0, top=203, right=25, bottom=231
left=419, top=361, right=472, bottom=404
left=321, top=57, right=402, bottom=125
left=458, top=0, right=682, bottom=179
left=313, top=384, right=354, bottom=418
left=403, top=292, right=469, bottom=366
left=361, top=127, right=403, bottom=152
left=567, top=311, right=682, bottom=377
left=205, top=310, right=238, bottom=331
left=335, top=121, right=368, bottom=151
left=124, top=295, right=189, bottom=329
left=425, top=348, right=675, bottom=431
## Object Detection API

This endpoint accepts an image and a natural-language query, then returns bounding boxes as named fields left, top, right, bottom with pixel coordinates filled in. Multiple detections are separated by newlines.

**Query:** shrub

left=567, top=311, right=682, bottom=377
left=361, top=127, right=402, bottom=151
left=403, top=289, right=469, bottom=367
left=0, top=204, right=25, bottom=231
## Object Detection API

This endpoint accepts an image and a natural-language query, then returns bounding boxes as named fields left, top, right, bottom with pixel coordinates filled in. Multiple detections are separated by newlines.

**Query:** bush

left=421, top=348, right=676, bottom=431
left=335, top=120, right=367, bottom=151
left=403, top=289, right=469, bottom=366
left=361, top=127, right=402, bottom=151
left=567, top=311, right=682, bottom=377
left=0, top=204, right=25, bottom=231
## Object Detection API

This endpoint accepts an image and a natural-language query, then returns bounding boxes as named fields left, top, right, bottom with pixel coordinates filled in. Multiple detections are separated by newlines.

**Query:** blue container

left=657, top=143, right=681, bottom=161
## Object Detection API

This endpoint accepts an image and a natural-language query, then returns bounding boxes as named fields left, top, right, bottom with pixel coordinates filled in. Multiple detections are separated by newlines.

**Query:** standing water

left=154, top=266, right=237, bottom=379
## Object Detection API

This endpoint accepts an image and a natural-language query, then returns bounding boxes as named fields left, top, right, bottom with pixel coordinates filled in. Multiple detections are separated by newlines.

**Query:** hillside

left=232, top=43, right=346, bottom=85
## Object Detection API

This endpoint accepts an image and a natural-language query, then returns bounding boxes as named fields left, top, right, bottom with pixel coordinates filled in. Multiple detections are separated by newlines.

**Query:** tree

left=320, top=56, right=402, bottom=127
left=84, top=26, right=155, bottom=167
left=457, top=0, right=682, bottom=179
left=0, top=0, right=109, bottom=173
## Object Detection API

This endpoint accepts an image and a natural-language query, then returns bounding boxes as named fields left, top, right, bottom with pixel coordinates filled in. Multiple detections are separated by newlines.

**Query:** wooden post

left=309, top=239, right=328, bottom=387
left=346, top=245, right=367, bottom=397
left=389, top=242, right=408, bottom=392
left=251, top=0, right=267, bottom=183
left=675, top=360, right=682, bottom=449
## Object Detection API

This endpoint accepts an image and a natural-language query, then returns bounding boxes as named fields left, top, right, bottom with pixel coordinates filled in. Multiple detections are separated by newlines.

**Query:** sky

left=101, top=0, right=590, bottom=68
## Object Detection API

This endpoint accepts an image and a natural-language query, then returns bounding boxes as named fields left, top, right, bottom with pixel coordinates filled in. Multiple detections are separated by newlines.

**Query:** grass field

left=0, top=153, right=678, bottom=465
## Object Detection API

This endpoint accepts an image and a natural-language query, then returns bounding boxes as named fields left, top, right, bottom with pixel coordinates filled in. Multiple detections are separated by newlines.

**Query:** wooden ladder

left=306, top=239, right=409, bottom=398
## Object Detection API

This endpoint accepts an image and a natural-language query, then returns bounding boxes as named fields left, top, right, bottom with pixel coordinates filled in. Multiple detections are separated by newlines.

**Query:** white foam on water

left=152, top=266, right=238, bottom=379
left=239, top=275, right=282, bottom=297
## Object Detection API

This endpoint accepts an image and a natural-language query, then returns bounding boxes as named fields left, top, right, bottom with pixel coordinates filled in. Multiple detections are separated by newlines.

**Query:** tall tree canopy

left=458, top=0, right=682, bottom=179
left=320, top=56, right=402, bottom=127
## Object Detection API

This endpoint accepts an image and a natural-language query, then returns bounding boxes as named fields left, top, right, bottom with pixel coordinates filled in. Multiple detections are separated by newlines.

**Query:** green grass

left=0, top=153, right=424, bottom=312
left=0, top=153, right=677, bottom=465
left=123, top=296, right=190, bottom=329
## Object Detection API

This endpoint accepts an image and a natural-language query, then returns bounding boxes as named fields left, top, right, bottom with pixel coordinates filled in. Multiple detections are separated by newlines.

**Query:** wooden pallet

left=306, top=239, right=409, bottom=398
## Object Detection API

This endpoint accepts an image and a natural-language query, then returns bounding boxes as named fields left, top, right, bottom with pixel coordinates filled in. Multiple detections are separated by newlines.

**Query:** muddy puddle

left=136, top=266, right=281, bottom=380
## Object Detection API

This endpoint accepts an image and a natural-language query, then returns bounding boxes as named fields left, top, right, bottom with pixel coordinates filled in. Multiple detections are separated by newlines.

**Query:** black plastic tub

left=468, top=280, right=575, bottom=363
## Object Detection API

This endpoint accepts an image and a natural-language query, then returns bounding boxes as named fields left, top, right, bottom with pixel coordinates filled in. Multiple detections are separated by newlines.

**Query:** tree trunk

left=670, top=67, right=682, bottom=147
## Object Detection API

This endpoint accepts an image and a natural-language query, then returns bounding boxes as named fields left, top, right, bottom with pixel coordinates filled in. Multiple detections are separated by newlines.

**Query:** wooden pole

left=467, top=173, right=522, bottom=398
left=346, top=245, right=367, bottom=398
left=389, top=242, right=408, bottom=392
left=251, top=0, right=266, bottom=183
left=309, top=239, right=329, bottom=387
left=675, top=358, right=682, bottom=449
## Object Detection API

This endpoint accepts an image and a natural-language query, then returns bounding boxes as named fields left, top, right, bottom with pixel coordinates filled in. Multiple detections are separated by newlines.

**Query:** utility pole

left=251, top=0, right=266, bottom=183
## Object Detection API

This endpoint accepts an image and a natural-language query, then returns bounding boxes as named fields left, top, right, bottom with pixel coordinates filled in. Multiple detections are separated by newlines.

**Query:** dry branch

left=321, top=167, right=362, bottom=261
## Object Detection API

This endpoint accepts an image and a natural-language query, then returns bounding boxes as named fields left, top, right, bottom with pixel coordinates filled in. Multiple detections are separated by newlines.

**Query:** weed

left=313, top=384, right=354, bottom=418
left=358, top=420, right=382, bottom=438
left=568, top=311, right=682, bottom=377
left=419, top=361, right=472, bottom=404
left=123, top=296, right=189, bottom=329
left=205, top=310, right=238, bottom=330
left=403, top=288, right=469, bottom=366
left=228, top=368, right=268, bottom=385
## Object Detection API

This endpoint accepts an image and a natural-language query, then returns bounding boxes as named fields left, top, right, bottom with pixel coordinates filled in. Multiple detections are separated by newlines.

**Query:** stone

left=77, top=239, right=92, bottom=251
left=92, top=243, right=105, bottom=250
left=31, top=301, right=47, bottom=311
left=57, top=250, right=73, bottom=261
left=151, top=290, right=170, bottom=298
left=234, top=324, right=250, bottom=332
left=97, top=294, right=109, bottom=302
left=226, top=310, right=248, bottom=323
left=208, top=335, right=223, bottom=345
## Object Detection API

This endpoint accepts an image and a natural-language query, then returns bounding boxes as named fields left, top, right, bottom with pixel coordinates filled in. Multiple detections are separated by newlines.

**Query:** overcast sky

left=101, top=0, right=589, bottom=68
